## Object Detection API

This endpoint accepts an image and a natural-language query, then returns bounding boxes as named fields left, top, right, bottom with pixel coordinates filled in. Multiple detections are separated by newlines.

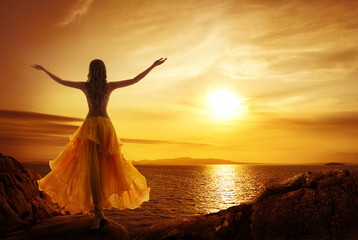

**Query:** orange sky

left=1, top=0, right=358, bottom=164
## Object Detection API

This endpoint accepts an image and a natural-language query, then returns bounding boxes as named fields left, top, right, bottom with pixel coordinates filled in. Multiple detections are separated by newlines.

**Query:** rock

left=26, top=168, right=41, bottom=182
left=5, top=215, right=129, bottom=240
left=137, top=169, right=358, bottom=240
left=0, top=154, right=129, bottom=239
left=251, top=169, right=358, bottom=240
left=0, top=153, right=61, bottom=236
left=136, top=203, right=252, bottom=240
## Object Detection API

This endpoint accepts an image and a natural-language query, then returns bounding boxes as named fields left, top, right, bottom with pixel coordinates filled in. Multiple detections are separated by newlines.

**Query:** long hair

left=86, top=59, right=108, bottom=108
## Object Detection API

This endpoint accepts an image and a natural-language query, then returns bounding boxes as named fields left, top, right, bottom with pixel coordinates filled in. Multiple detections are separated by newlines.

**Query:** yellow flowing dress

left=37, top=116, right=150, bottom=214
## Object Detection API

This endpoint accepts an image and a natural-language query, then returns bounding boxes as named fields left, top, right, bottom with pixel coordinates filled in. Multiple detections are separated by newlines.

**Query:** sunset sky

left=1, top=0, right=358, bottom=164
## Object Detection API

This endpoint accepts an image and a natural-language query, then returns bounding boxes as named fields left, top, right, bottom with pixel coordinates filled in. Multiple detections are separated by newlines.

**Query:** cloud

left=0, top=110, right=84, bottom=148
left=218, top=0, right=358, bottom=85
left=120, top=138, right=212, bottom=147
left=0, top=134, right=68, bottom=147
left=0, top=109, right=210, bottom=148
left=57, top=0, right=94, bottom=26
left=251, top=84, right=319, bottom=101
left=335, top=152, right=358, bottom=163
left=264, top=112, right=358, bottom=131
left=0, top=109, right=83, bottom=121
left=312, top=48, right=358, bottom=70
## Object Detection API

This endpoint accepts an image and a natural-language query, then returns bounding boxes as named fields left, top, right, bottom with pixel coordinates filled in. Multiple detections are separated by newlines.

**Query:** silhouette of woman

left=31, top=57, right=167, bottom=230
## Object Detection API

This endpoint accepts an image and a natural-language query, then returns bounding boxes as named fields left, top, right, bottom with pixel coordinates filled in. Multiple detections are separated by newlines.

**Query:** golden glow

left=1, top=0, right=358, bottom=164
left=207, top=89, right=245, bottom=120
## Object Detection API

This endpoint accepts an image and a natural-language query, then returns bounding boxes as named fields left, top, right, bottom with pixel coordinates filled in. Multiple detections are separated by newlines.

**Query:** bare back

left=83, top=83, right=113, bottom=120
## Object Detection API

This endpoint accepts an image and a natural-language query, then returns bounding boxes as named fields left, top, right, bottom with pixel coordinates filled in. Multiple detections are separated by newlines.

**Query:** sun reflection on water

left=192, top=164, right=264, bottom=214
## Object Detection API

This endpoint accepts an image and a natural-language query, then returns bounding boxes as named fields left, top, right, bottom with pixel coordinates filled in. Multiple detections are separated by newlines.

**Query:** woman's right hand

left=31, top=64, right=45, bottom=71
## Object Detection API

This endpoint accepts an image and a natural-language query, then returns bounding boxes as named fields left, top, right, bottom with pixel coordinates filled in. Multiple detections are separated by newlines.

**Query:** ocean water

left=24, top=163, right=358, bottom=238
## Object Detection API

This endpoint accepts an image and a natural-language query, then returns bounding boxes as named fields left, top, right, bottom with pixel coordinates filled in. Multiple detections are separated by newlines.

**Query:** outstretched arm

left=31, top=64, right=85, bottom=90
left=108, top=57, right=167, bottom=91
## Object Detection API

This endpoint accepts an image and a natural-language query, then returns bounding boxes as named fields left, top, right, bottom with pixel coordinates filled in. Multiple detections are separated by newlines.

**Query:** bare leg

left=90, top=208, right=101, bottom=230
left=89, top=141, right=107, bottom=230
left=98, top=209, right=108, bottom=220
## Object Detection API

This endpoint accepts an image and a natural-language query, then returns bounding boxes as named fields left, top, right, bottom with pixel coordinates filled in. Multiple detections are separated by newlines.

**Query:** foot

left=90, top=214, right=101, bottom=230
left=90, top=210, right=108, bottom=230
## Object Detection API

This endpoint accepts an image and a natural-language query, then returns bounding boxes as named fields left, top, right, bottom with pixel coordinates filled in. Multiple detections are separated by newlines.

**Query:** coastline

left=2, top=153, right=358, bottom=239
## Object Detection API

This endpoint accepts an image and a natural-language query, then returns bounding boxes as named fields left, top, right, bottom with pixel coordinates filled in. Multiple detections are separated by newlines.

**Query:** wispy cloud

left=0, top=110, right=211, bottom=161
left=335, top=152, right=358, bottom=163
left=0, top=110, right=83, bottom=121
left=0, top=134, right=68, bottom=147
left=264, top=112, right=358, bottom=131
left=0, top=110, right=83, bottom=148
left=120, top=138, right=212, bottom=147
left=57, top=0, right=94, bottom=26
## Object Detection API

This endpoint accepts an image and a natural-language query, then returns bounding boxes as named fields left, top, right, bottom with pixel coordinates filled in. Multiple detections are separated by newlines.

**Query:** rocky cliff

left=0, top=153, right=61, bottom=235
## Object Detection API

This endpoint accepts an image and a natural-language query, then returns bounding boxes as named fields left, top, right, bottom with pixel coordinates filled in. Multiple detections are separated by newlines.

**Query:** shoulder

left=78, top=81, right=88, bottom=92
left=107, top=82, right=115, bottom=92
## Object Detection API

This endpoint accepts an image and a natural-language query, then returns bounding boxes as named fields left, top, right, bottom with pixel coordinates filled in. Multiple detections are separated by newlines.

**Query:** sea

left=23, top=163, right=358, bottom=239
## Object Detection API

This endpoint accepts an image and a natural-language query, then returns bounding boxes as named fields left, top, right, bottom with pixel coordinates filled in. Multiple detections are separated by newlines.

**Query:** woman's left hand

left=31, top=64, right=45, bottom=71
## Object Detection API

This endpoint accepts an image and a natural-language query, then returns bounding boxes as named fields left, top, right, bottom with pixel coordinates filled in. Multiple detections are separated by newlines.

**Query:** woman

left=31, top=57, right=167, bottom=230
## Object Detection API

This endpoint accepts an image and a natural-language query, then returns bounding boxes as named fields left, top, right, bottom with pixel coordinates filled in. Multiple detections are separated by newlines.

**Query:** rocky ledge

left=6, top=215, right=129, bottom=240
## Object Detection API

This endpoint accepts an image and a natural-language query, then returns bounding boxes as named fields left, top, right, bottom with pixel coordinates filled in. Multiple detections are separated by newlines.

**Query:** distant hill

left=134, top=157, right=251, bottom=165
left=325, top=162, right=345, bottom=166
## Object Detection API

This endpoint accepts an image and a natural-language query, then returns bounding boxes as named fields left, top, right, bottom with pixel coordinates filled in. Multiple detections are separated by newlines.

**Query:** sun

left=207, top=89, right=245, bottom=120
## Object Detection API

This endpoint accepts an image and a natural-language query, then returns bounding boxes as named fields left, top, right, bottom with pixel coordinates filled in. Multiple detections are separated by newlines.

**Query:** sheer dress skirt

left=37, top=116, right=150, bottom=214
